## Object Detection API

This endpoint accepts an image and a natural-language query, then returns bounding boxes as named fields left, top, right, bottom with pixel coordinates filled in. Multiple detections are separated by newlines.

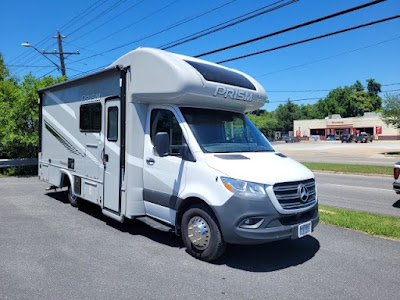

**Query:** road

left=0, top=176, right=399, bottom=300
left=273, top=141, right=400, bottom=166
left=315, top=172, right=400, bottom=217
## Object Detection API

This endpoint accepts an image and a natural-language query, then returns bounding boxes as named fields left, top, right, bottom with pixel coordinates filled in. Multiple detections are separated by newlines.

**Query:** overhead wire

left=194, top=0, right=385, bottom=58
left=160, top=0, right=297, bottom=50
left=68, top=0, right=237, bottom=65
left=67, top=0, right=146, bottom=44
left=66, top=0, right=128, bottom=37
left=216, top=14, right=400, bottom=64
left=255, top=35, right=400, bottom=78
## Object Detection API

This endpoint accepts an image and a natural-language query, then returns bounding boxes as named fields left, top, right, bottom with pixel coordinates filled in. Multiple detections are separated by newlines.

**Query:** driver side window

left=150, top=109, right=184, bottom=155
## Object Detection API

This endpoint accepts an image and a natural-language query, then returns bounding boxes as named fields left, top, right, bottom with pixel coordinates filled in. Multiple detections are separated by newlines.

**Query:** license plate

left=298, top=221, right=312, bottom=238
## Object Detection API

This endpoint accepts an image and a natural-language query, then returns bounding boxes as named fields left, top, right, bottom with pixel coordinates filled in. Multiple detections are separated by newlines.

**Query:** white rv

left=38, top=47, right=318, bottom=261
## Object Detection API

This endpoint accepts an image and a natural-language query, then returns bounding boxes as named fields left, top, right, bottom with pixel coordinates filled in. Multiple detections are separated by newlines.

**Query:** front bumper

left=394, top=182, right=400, bottom=194
left=212, top=192, right=319, bottom=245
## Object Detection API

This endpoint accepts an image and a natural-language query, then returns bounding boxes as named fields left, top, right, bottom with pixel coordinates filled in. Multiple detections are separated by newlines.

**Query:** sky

left=1, top=0, right=399, bottom=111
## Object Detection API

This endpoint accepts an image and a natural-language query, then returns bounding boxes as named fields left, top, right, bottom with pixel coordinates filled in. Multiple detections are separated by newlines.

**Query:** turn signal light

left=394, top=167, right=399, bottom=180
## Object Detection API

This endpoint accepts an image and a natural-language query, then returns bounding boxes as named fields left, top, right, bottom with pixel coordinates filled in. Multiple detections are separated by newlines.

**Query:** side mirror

left=154, top=132, right=170, bottom=157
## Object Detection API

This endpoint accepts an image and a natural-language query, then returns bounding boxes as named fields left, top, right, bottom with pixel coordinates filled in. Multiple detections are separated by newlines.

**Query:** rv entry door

left=103, top=98, right=121, bottom=213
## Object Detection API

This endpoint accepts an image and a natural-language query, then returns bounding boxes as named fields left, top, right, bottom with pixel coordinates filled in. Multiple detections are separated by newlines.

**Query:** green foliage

left=320, top=205, right=400, bottom=239
left=382, top=93, right=400, bottom=129
left=0, top=56, right=64, bottom=164
left=247, top=110, right=278, bottom=138
left=275, top=100, right=303, bottom=132
left=301, top=162, right=392, bottom=175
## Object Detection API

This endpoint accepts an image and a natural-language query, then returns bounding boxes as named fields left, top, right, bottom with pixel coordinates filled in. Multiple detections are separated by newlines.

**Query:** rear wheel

left=181, top=205, right=226, bottom=262
left=68, top=185, right=81, bottom=207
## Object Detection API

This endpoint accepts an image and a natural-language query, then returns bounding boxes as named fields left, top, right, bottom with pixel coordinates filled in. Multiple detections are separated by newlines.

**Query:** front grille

left=273, top=179, right=316, bottom=210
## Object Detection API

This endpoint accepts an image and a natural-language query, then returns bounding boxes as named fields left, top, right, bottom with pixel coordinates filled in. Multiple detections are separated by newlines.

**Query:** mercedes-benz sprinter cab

left=38, top=47, right=318, bottom=261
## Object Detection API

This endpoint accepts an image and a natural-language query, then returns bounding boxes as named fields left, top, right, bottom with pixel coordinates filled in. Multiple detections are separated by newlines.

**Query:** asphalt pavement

left=0, top=176, right=399, bottom=300
left=315, top=172, right=400, bottom=217
left=273, top=141, right=400, bottom=166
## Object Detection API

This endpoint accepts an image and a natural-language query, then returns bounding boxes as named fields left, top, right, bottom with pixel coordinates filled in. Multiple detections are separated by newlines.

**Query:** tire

left=181, top=204, right=226, bottom=262
left=68, top=185, right=81, bottom=207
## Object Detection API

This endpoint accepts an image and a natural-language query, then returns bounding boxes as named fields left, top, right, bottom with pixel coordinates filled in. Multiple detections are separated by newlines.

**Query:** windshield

left=180, top=108, right=274, bottom=153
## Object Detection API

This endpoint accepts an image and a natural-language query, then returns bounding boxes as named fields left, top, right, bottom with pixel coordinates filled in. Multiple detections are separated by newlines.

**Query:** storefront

left=293, top=113, right=399, bottom=140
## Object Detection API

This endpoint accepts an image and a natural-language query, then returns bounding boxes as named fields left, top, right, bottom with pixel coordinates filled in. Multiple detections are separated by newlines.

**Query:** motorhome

left=38, top=47, right=319, bottom=261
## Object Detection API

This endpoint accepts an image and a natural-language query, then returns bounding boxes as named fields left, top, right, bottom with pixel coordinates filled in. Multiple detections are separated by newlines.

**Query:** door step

left=136, top=216, right=174, bottom=232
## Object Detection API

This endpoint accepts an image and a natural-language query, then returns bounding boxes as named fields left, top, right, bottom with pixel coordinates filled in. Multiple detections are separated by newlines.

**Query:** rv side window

left=107, top=107, right=118, bottom=142
left=150, top=109, right=184, bottom=155
left=80, top=103, right=102, bottom=132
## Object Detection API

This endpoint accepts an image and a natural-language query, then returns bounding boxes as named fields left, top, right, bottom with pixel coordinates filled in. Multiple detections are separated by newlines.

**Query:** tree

left=275, top=100, right=303, bottom=133
left=382, top=93, right=400, bottom=129
left=0, top=53, right=9, bottom=81
left=0, top=71, right=64, bottom=159
left=367, top=78, right=381, bottom=96
left=349, top=91, right=374, bottom=117
left=247, top=110, right=279, bottom=138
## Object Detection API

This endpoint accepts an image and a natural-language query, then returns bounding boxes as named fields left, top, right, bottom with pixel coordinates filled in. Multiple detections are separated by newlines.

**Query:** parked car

left=341, top=134, right=354, bottom=143
left=394, top=162, right=400, bottom=194
left=355, top=133, right=373, bottom=143
left=285, top=135, right=300, bottom=143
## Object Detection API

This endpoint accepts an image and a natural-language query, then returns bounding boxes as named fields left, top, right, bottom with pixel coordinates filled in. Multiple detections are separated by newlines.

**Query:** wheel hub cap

left=187, top=216, right=211, bottom=250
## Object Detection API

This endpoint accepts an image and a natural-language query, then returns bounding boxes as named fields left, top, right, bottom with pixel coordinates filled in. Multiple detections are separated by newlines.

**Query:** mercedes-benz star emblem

left=298, top=184, right=309, bottom=203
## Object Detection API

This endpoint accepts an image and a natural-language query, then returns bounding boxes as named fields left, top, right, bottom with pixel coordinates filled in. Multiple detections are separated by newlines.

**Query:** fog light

left=239, top=217, right=264, bottom=229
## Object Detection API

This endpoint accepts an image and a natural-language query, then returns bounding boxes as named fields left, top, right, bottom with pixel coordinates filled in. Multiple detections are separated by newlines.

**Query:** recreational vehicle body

left=38, top=47, right=319, bottom=261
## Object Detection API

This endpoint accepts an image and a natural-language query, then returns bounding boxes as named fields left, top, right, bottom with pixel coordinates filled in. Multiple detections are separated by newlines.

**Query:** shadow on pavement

left=214, top=236, right=320, bottom=272
left=393, top=199, right=400, bottom=208
left=46, top=191, right=320, bottom=271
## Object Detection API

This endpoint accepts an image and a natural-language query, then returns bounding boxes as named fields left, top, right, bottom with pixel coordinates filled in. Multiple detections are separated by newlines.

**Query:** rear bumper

left=212, top=193, right=319, bottom=245
left=394, top=182, right=400, bottom=194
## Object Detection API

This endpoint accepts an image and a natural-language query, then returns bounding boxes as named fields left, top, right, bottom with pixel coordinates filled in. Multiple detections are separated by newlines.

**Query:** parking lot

left=1, top=176, right=399, bottom=300
left=273, top=140, right=399, bottom=166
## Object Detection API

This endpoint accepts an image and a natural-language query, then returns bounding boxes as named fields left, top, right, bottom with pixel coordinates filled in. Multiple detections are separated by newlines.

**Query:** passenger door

left=142, top=107, right=187, bottom=223
left=103, top=98, right=121, bottom=213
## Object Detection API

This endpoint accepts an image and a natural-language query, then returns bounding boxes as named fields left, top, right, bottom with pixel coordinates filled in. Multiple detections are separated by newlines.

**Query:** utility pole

left=55, top=30, right=67, bottom=77
left=22, top=30, right=79, bottom=78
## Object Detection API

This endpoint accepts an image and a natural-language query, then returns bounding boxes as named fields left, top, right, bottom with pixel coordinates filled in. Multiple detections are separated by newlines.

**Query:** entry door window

left=107, top=107, right=118, bottom=142
left=150, top=109, right=184, bottom=155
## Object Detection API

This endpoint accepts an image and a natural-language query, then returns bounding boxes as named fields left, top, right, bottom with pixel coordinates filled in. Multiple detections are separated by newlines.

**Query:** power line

left=10, top=1, right=109, bottom=66
left=66, top=0, right=128, bottom=36
left=255, top=35, right=400, bottom=78
left=86, top=0, right=180, bottom=47
left=92, top=0, right=237, bottom=52
left=6, top=65, right=54, bottom=68
left=60, top=0, right=110, bottom=32
left=160, top=0, right=297, bottom=50
left=68, top=0, right=145, bottom=44
left=269, top=89, right=400, bottom=103
left=267, top=82, right=400, bottom=93
left=194, top=0, right=385, bottom=58
left=68, top=0, right=237, bottom=65
left=216, top=14, right=400, bottom=64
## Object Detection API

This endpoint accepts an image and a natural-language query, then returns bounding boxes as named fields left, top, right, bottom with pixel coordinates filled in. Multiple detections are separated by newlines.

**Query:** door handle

left=146, top=158, right=155, bottom=165
left=103, top=154, right=109, bottom=165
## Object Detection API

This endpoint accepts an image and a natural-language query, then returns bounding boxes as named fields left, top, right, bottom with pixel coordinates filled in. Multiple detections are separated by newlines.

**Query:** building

left=293, top=112, right=400, bottom=140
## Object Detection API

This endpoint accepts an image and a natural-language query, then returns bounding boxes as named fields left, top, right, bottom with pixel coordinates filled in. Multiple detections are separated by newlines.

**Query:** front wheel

left=181, top=205, right=226, bottom=262
left=68, top=185, right=81, bottom=207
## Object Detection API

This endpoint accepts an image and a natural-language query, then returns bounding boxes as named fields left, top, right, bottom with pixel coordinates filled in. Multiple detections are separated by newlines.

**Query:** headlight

left=221, top=177, right=266, bottom=195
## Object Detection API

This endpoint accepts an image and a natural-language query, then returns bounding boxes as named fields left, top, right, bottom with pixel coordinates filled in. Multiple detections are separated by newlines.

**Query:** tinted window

left=107, top=107, right=118, bottom=141
left=80, top=103, right=101, bottom=132
left=185, top=60, right=256, bottom=91
left=180, top=107, right=274, bottom=153
left=150, top=109, right=184, bottom=155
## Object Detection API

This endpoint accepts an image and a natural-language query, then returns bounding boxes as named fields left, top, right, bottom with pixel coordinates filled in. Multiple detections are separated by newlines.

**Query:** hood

left=205, top=152, right=314, bottom=185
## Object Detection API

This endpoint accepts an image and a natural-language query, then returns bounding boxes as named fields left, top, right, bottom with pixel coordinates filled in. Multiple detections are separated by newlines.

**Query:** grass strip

left=319, top=205, right=400, bottom=239
left=302, top=162, right=392, bottom=175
